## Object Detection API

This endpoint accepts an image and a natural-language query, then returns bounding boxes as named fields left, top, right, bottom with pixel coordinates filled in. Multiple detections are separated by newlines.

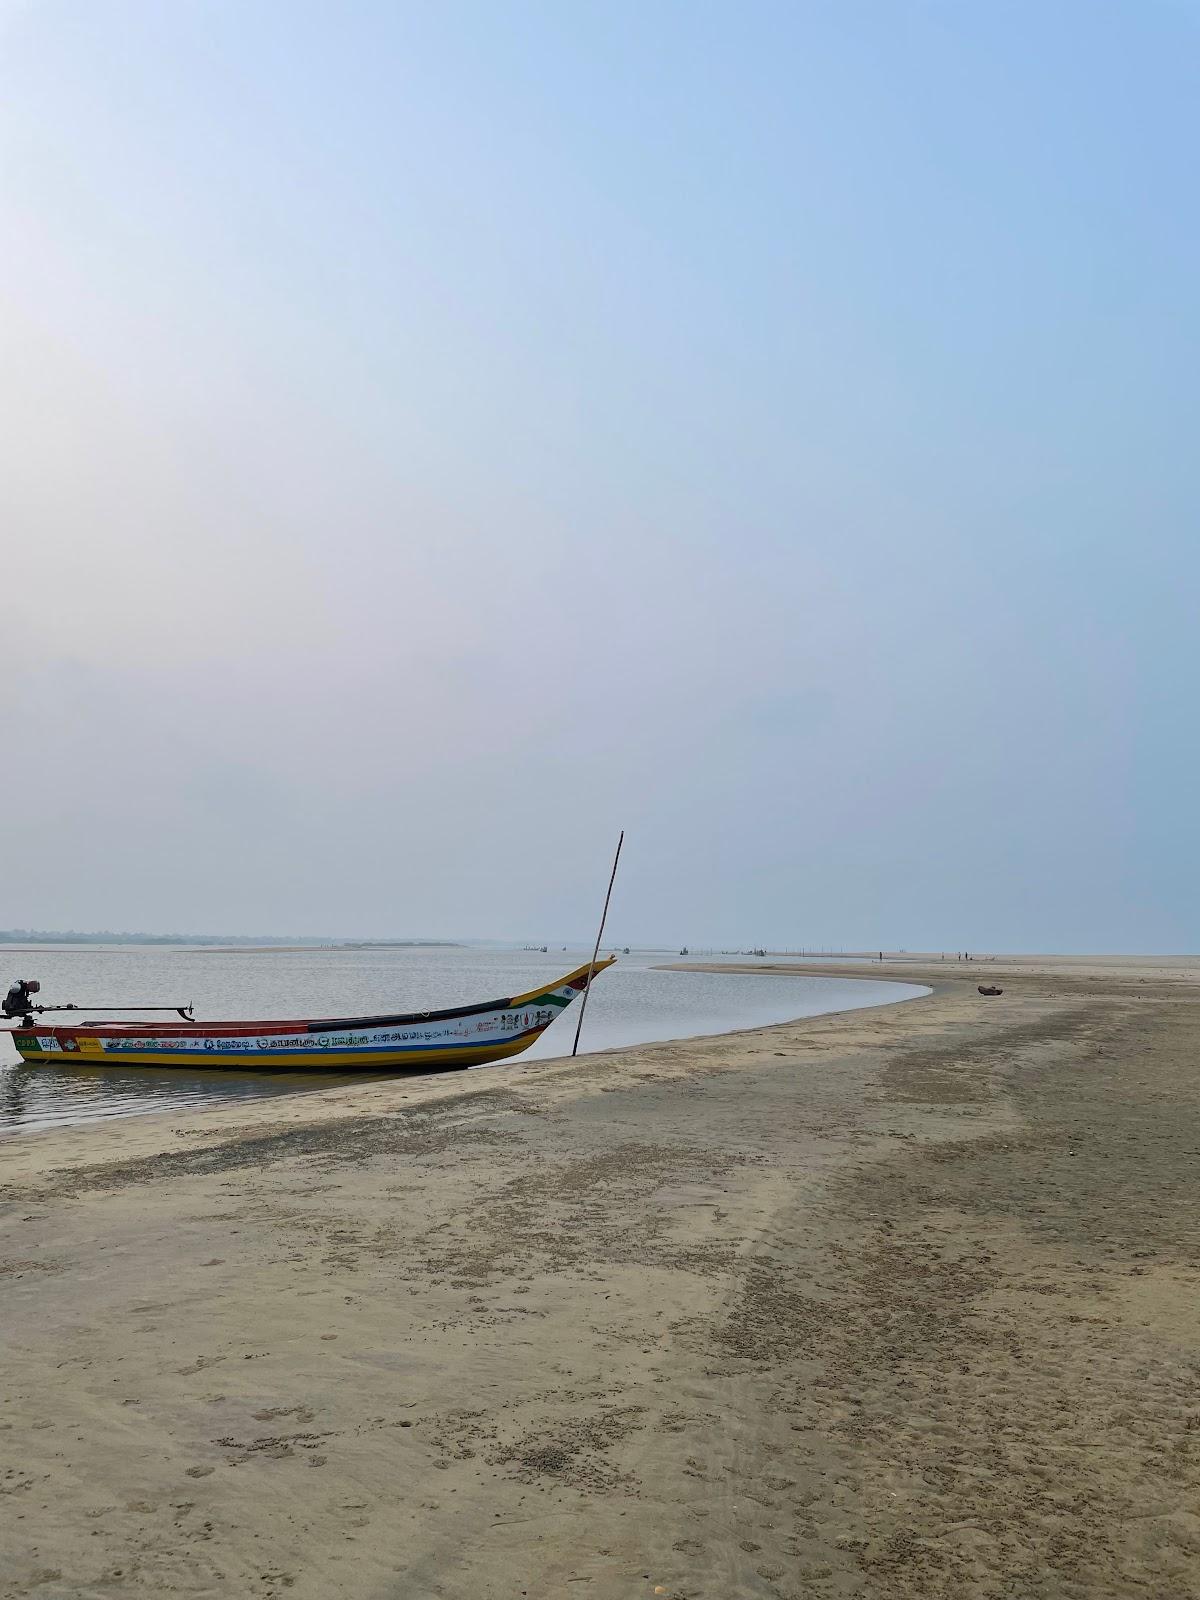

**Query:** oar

left=571, top=830, right=624, bottom=1057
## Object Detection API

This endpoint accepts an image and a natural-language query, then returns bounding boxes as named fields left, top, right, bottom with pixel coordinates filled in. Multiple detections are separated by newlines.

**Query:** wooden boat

left=9, top=958, right=616, bottom=1073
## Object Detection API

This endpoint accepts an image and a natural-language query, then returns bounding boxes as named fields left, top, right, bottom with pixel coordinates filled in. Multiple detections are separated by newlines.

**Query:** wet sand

left=2, top=956, right=1200, bottom=1599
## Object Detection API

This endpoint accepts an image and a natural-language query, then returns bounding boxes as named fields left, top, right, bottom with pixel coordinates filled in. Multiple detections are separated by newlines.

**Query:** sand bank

left=2, top=957, right=1199, bottom=1598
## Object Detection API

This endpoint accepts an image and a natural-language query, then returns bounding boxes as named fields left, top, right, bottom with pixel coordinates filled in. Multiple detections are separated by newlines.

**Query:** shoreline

left=0, top=966, right=928, bottom=1144
left=0, top=968, right=930, bottom=1172
left=3, top=956, right=1200, bottom=1597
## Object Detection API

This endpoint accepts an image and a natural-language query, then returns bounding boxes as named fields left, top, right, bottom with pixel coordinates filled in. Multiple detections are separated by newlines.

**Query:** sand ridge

left=2, top=958, right=1200, bottom=1598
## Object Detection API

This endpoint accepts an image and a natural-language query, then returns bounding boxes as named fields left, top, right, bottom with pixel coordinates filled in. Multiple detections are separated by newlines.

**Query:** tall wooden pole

left=572, top=830, right=624, bottom=1057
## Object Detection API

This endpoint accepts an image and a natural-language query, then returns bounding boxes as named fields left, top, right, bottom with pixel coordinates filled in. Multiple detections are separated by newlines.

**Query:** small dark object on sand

left=978, top=984, right=1003, bottom=997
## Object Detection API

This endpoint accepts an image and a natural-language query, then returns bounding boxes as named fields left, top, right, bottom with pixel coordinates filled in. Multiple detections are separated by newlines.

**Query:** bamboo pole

left=571, top=830, right=624, bottom=1057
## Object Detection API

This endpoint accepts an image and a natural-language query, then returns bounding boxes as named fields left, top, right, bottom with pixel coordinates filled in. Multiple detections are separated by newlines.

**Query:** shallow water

left=0, top=945, right=925, bottom=1135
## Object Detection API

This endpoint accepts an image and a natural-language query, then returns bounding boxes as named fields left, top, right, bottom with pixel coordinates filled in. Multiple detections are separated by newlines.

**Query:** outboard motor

left=3, top=978, right=40, bottom=1026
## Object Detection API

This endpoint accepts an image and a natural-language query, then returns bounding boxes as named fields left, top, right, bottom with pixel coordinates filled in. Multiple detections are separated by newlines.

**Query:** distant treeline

left=0, top=930, right=460, bottom=948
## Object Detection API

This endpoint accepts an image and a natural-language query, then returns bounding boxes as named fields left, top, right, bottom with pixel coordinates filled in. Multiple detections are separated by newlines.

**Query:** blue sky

left=1, top=1, right=1196, bottom=949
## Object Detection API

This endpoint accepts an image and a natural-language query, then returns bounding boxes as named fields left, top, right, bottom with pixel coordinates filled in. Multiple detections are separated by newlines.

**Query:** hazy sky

left=2, top=1, right=1196, bottom=951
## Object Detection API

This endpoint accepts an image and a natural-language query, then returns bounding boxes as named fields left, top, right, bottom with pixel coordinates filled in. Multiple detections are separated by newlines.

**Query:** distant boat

left=8, top=960, right=616, bottom=1073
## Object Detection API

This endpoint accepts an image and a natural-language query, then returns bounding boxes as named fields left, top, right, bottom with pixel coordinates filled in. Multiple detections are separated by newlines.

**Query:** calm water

left=0, top=945, right=926, bottom=1135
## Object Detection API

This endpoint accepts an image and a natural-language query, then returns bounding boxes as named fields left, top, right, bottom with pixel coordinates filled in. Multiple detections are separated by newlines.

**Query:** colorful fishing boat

left=6, top=959, right=616, bottom=1072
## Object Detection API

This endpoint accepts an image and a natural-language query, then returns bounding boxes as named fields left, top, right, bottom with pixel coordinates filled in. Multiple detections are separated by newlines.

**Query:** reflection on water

left=0, top=946, right=926, bottom=1136
left=0, top=1058, right=354, bottom=1134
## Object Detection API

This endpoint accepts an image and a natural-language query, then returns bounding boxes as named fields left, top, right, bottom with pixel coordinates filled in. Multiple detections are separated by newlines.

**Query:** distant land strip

left=0, top=930, right=463, bottom=948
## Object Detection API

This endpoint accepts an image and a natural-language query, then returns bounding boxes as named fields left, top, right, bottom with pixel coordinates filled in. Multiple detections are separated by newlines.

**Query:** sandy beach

left=3, top=956, right=1200, bottom=1599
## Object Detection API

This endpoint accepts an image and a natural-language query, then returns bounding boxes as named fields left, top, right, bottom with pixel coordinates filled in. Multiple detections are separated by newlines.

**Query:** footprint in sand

left=177, top=1355, right=227, bottom=1376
